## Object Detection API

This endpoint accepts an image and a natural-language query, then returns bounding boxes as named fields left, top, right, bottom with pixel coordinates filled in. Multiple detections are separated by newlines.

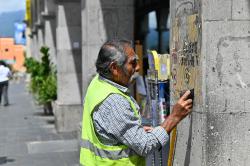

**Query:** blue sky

left=0, top=0, right=25, bottom=14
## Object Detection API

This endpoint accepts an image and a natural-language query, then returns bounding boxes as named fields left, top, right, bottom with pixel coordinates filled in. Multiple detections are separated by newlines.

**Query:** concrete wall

left=43, top=0, right=57, bottom=64
left=30, top=0, right=39, bottom=59
left=170, top=0, right=250, bottom=165
left=30, top=33, right=39, bottom=59
left=81, top=0, right=134, bottom=96
left=25, top=27, right=32, bottom=58
left=36, top=0, right=45, bottom=59
left=54, top=0, right=82, bottom=132
left=170, top=0, right=205, bottom=165
left=203, top=0, right=250, bottom=165
left=37, top=28, right=44, bottom=55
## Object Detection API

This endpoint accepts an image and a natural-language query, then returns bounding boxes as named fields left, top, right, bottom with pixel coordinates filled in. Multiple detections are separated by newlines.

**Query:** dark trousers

left=0, top=81, right=9, bottom=106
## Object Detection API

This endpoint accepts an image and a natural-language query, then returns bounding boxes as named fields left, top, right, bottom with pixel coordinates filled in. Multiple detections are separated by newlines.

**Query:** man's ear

left=109, top=62, right=119, bottom=77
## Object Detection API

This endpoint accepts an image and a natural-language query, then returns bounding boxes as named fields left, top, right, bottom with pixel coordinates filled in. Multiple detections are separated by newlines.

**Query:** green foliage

left=25, top=57, right=42, bottom=93
left=40, top=47, right=51, bottom=75
left=38, top=68, right=57, bottom=103
left=25, top=46, right=57, bottom=104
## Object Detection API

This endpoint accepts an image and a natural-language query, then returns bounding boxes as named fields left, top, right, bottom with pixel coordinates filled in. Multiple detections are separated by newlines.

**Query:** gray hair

left=95, top=39, right=132, bottom=79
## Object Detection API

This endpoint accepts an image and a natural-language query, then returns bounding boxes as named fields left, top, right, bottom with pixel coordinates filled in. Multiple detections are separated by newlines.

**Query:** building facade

left=0, top=38, right=25, bottom=72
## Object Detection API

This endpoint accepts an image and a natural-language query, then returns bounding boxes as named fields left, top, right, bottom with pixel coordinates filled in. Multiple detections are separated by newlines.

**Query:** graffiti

left=172, top=49, right=178, bottom=64
left=178, top=41, right=199, bottom=67
left=184, top=67, right=191, bottom=84
left=171, top=13, right=202, bottom=104
left=172, top=68, right=177, bottom=86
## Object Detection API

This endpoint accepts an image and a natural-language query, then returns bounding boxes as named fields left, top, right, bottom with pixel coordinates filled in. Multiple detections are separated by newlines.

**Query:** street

left=0, top=78, right=79, bottom=166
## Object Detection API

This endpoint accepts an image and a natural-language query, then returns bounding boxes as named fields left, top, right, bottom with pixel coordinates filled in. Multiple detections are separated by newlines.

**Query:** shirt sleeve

left=93, top=94, right=169, bottom=157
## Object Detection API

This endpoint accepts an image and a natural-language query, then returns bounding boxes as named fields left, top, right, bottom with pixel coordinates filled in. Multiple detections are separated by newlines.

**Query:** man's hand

left=161, top=90, right=193, bottom=134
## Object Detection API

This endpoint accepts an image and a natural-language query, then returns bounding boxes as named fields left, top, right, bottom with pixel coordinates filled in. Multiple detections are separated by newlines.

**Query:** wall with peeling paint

left=170, top=0, right=250, bottom=165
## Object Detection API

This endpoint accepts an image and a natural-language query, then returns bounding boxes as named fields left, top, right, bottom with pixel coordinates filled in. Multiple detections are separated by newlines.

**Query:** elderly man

left=80, top=40, right=192, bottom=166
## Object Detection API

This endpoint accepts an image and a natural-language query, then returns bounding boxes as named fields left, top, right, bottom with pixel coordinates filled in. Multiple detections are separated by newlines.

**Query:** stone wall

left=170, top=0, right=250, bottom=165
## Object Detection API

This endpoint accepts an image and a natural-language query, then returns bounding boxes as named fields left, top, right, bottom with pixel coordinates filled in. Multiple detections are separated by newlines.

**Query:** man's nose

left=135, top=64, right=140, bottom=73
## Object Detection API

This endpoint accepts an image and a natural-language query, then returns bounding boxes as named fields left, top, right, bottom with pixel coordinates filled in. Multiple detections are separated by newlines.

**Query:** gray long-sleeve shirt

left=92, top=76, right=169, bottom=157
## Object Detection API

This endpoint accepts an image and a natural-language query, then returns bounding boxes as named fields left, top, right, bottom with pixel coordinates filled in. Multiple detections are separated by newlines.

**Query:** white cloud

left=0, top=0, right=25, bottom=14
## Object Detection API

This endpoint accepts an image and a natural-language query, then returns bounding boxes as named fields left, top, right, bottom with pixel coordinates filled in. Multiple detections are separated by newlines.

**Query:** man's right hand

left=161, top=90, right=193, bottom=134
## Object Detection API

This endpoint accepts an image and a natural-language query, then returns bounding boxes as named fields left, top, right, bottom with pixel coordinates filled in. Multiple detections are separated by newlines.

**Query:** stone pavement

left=0, top=79, right=79, bottom=166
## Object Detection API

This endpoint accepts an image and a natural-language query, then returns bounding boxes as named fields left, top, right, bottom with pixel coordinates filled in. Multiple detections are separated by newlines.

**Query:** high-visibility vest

left=80, top=75, right=145, bottom=166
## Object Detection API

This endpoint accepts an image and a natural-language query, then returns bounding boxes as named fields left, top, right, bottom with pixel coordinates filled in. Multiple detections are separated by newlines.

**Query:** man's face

left=116, top=46, right=140, bottom=87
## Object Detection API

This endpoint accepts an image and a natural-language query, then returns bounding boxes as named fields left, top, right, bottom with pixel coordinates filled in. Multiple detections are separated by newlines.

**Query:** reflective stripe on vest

left=80, top=139, right=138, bottom=160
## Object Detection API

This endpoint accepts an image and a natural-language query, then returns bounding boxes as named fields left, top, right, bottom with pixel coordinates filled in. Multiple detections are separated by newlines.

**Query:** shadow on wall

left=48, top=17, right=57, bottom=64
left=248, top=0, right=250, bottom=15
left=99, top=0, right=134, bottom=41
left=0, top=157, right=15, bottom=165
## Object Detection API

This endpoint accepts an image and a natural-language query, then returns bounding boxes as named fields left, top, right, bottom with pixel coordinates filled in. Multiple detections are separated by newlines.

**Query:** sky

left=0, top=0, right=25, bottom=14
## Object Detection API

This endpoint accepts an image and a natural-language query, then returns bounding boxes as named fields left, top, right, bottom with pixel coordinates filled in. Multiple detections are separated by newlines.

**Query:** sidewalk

left=0, top=78, right=79, bottom=166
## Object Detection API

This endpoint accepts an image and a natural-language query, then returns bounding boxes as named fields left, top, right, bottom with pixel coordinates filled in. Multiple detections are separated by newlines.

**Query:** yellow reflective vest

left=80, top=75, right=145, bottom=166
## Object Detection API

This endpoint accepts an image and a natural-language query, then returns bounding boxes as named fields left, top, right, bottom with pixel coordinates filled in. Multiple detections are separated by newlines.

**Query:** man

left=80, top=40, right=192, bottom=166
left=0, top=61, right=12, bottom=106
